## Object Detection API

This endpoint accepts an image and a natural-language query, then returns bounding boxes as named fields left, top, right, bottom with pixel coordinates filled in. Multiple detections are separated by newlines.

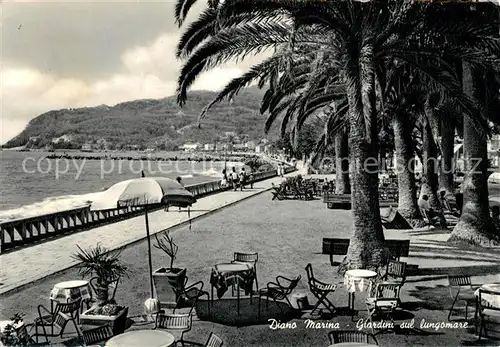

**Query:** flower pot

left=80, top=306, right=128, bottom=336
left=153, top=267, right=187, bottom=308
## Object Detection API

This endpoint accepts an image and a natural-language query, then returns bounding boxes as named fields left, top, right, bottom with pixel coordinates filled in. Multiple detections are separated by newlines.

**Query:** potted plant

left=0, top=313, right=30, bottom=347
left=72, top=243, right=129, bottom=335
left=152, top=232, right=187, bottom=308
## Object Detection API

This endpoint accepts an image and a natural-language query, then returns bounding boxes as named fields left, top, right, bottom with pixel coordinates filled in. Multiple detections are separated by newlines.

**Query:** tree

left=449, top=63, right=499, bottom=246
left=174, top=0, right=500, bottom=268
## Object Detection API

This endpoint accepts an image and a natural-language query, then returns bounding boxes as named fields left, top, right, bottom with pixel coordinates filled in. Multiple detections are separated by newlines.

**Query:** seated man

left=439, top=190, right=460, bottom=217
left=418, top=194, right=445, bottom=227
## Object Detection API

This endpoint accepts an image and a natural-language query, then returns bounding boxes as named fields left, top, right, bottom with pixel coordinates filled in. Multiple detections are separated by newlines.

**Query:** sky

left=0, top=0, right=264, bottom=145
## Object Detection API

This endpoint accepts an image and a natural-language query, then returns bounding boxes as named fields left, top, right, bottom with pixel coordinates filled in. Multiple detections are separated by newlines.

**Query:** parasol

left=90, top=176, right=196, bottom=298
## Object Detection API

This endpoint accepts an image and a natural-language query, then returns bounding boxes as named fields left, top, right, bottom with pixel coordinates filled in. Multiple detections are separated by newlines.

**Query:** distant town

left=23, top=131, right=275, bottom=155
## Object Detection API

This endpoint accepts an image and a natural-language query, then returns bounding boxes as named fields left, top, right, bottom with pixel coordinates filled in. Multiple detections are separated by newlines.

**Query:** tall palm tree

left=174, top=0, right=498, bottom=269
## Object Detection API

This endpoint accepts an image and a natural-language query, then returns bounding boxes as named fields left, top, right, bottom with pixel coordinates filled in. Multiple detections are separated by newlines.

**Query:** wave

left=0, top=192, right=103, bottom=222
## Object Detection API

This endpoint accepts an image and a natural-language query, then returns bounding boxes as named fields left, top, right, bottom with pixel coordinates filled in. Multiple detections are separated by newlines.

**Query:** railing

left=0, top=167, right=296, bottom=253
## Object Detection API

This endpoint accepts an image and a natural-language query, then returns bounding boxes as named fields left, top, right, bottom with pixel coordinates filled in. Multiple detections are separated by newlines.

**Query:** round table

left=344, top=269, right=378, bottom=319
left=211, top=262, right=254, bottom=315
left=105, top=330, right=175, bottom=347
left=475, top=283, right=500, bottom=308
left=50, top=280, right=92, bottom=303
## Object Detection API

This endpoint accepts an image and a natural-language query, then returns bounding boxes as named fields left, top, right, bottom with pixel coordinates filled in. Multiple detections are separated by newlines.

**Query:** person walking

left=239, top=167, right=247, bottom=191
left=221, top=169, right=228, bottom=187
left=231, top=167, right=239, bottom=191
left=249, top=170, right=255, bottom=189
left=176, top=176, right=184, bottom=211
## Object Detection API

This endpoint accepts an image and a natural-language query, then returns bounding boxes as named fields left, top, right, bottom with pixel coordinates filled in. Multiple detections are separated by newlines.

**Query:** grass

left=1, top=193, right=500, bottom=346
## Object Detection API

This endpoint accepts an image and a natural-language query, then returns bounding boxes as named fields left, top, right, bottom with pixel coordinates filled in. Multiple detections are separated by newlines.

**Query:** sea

left=0, top=150, right=240, bottom=222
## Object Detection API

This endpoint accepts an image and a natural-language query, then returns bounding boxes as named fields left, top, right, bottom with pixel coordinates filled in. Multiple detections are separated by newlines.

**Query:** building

left=180, top=142, right=202, bottom=152
left=255, top=144, right=265, bottom=153
left=204, top=143, right=215, bottom=151
left=52, top=134, right=74, bottom=144
left=81, top=143, right=92, bottom=152
left=245, top=141, right=257, bottom=150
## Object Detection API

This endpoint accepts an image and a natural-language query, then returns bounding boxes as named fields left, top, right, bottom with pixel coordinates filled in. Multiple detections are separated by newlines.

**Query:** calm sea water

left=0, top=150, right=231, bottom=212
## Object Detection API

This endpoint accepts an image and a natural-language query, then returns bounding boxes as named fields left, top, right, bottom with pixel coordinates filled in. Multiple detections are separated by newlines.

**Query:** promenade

left=2, top=176, right=500, bottom=346
left=0, top=173, right=291, bottom=295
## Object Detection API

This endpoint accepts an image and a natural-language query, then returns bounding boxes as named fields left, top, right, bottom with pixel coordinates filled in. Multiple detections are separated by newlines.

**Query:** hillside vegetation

left=4, top=88, right=279, bottom=149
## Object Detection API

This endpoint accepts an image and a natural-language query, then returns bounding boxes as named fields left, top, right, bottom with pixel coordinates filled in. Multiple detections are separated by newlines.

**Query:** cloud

left=1, top=32, right=251, bottom=145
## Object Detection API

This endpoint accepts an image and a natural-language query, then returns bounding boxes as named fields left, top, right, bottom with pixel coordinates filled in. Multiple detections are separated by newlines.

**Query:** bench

left=322, top=238, right=410, bottom=265
left=323, top=193, right=398, bottom=209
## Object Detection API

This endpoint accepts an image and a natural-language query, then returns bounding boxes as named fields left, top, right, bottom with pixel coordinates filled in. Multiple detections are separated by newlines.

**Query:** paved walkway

left=0, top=174, right=290, bottom=295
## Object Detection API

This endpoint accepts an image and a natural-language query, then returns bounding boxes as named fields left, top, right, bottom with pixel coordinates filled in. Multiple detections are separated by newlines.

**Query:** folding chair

left=34, top=298, right=82, bottom=343
left=305, top=263, right=337, bottom=316
left=258, top=275, right=301, bottom=318
left=477, top=289, right=500, bottom=340
left=173, top=280, right=210, bottom=316
left=328, top=330, right=378, bottom=345
left=447, top=275, right=478, bottom=321
left=419, top=208, right=432, bottom=229
left=382, top=261, right=407, bottom=287
left=155, top=313, right=192, bottom=346
left=81, top=324, right=113, bottom=346
left=232, top=252, right=259, bottom=294
left=204, top=332, right=224, bottom=347
left=365, top=283, right=401, bottom=335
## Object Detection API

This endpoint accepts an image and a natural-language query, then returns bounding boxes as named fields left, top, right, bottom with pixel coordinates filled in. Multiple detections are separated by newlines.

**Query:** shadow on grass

left=407, top=230, right=452, bottom=236
left=196, top=298, right=299, bottom=327
left=405, top=285, right=450, bottom=311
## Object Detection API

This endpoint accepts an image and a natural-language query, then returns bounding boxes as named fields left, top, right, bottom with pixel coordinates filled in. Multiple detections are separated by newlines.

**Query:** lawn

left=1, top=191, right=498, bottom=346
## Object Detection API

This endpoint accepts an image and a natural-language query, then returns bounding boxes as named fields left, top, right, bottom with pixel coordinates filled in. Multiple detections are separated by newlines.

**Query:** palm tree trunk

left=420, top=106, right=447, bottom=228
left=392, top=114, right=425, bottom=227
left=448, top=62, right=498, bottom=246
left=94, top=282, right=109, bottom=307
left=439, top=116, right=456, bottom=201
left=335, top=130, right=350, bottom=194
left=342, top=45, right=389, bottom=272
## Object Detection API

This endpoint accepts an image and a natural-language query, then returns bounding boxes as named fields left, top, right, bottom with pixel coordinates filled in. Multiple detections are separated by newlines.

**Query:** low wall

left=0, top=167, right=295, bottom=253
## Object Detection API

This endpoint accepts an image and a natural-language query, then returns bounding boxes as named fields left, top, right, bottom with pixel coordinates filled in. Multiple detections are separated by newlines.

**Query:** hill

left=3, top=88, right=278, bottom=150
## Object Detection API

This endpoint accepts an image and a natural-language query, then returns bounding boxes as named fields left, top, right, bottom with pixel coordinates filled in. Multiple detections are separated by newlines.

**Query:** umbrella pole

left=144, top=207, right=154, bottom=298
left=188, top=206, right=191, bottom=231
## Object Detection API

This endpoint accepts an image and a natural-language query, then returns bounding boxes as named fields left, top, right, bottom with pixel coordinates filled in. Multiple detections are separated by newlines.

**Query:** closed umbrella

left=90, top=177, right=196, bottom=298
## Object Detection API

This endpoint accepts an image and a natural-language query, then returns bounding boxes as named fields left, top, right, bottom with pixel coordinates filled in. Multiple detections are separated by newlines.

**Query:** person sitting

left=418, top=194, right=442, bottom=227
left=439, top=190, right=460, bottom=217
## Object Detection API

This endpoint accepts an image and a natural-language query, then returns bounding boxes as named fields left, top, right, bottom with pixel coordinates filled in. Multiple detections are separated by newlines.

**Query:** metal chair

left=477, top=289, right=500, bottom=340
left=232, top=252, right=259, bottom=293
left=81, top=324, right=113, bottom=346
left=34, top=298, right=82, bottom=343
left=382, top=260, right=407, bottom=287
left=328, top=330, right=378, bottom=345
left=173, top=280, right=210, bottom=316
left=305, top=264, right=336, bottom=316
left=365, top=283, right=401, bottom=334
left=258, top=275, right=301, bottom=318
left=447, top=275, right=478, bottom=321
left=204, top=332, right=224, bottom=347
left=419, top=207, right=432, bottom=229
left=155, top=313, right=192, bottom=346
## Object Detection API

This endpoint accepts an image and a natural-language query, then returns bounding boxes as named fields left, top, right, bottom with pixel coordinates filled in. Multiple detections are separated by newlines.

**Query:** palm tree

left=174, top=0, right=499, bottom=268
left=449, top=63, right=500, bottom=245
